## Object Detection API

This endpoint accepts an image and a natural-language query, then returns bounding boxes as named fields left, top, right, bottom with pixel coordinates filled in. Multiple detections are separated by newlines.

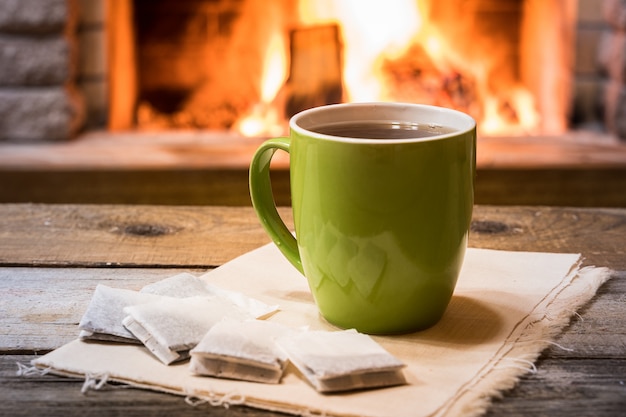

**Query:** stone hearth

left=0, top=0, right=84, bottom=142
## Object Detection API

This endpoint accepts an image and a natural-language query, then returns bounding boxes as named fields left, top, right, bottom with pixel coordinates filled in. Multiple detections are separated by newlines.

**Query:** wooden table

left=1, top=204, right=624, bottom=416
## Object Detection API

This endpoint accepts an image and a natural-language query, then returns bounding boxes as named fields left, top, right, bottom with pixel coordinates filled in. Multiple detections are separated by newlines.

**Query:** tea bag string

left=494, top=358, right=538, bottom=374
left=16, top=362, right=51, bottom=377
left=81, top=372, right=110, bottom=394
left=516, top=339, right=575, bottom=353
left=16, top=362, right=118, bottom=395
left=184, top=390, right=245, bottom=409
left=79, top=372, right=134, bottom=394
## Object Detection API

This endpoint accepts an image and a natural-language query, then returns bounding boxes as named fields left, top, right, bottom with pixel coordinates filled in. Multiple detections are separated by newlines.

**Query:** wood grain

left=1, top=204, right=624, bottom=417
left=469, top=206, right=626, bottom=268
left=1, top=355, right=265, bottom=417
left=1, top=269, right=623, bottom=356
left=484, top=357, right=626, bottom=417
left=0, top=268, right=208, bottom=353
left=0, top=204, right=293, bottom=267
left=1, top=204, right=624, bottom=268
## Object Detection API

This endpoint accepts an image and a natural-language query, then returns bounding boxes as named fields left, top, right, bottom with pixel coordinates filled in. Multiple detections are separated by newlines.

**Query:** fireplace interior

left=108, top=0, right=575, bottom=137
left=1, top=0, right=623, bottom=137
left=0, top=0, right=625, bottom=207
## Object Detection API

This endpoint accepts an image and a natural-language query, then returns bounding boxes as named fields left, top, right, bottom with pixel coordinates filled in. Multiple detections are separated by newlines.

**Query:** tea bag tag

left=140, top=273, right=212, bottom=298
left=140, top=272, right=279, bottom=318
left=276, top=329, right=406, bottom=393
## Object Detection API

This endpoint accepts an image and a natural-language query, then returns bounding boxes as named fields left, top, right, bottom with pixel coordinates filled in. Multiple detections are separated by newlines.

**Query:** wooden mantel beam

left=0, top=131, right=625, bottom=207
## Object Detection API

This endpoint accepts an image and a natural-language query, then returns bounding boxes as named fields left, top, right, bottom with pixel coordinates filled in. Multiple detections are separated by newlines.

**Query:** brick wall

left=572, top=0, right=607, bottom=129
left=0, top=0, right=85, bottom=142
left=599, top=0, right=626, bottom=139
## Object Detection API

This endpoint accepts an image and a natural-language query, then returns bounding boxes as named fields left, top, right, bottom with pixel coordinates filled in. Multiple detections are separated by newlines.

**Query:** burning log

left=381, top=43, right=481, bottom=119
left=283, top=24, right=344, bottom=118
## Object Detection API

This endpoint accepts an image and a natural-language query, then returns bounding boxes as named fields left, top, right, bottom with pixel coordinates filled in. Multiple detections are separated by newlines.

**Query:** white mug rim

left=290, top=102, right=476, bottom=144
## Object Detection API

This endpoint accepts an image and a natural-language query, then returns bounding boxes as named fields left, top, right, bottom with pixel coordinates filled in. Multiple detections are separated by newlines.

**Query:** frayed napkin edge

left=29, top=357, right=326, bottom=417
left=438, top=265, right=615, bottom=417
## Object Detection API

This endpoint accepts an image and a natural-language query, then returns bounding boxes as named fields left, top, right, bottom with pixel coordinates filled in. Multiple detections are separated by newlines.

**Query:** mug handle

left=249, top=137, right=304, bottom=275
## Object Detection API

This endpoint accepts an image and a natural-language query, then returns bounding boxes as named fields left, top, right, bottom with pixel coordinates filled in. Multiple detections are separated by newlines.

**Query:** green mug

left=249, top=102, right=476, bottom=334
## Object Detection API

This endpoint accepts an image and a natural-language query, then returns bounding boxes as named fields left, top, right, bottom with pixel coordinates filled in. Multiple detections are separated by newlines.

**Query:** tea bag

left=78, top=285, right=167, bottom=343
left=190, top=318, right=295, bottom=384
left=122, top=296, right=256, bottom=365
left=276, top=329, right=406, bottom=393
left=140, top=273, right=212, bottom=298
left=140, top=272, right=279, bottom=319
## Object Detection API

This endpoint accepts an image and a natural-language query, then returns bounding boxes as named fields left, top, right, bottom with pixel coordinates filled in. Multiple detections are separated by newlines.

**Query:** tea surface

left=311, top=121, right=458, bottom=139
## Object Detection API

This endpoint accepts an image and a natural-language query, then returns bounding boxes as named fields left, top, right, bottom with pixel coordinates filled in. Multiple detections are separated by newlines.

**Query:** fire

left=261, top=34, right=288, bottom=104
left=298, top=0, right=423, bottom=102
left=235, top=0, right=541, bottom=137
left=482, top=88, right=540, bottom=135
left=236, top=32, right=288, bottom=137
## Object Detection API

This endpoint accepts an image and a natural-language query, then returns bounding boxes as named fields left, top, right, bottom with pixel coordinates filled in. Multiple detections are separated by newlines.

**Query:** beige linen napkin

left=33, top=244, right=612, bottom=417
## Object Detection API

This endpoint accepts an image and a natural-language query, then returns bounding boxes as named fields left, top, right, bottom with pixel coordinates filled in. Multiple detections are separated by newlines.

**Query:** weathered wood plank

left=2, top=355, right=624, bottom=417
left=469, top=206, right=626, bottom=269
left=1, top=205, right=624, bottom=355
left=484, top=357, right=626, bottom=417
left=1, top=268, right=623, bottom=357
left=0, top=205, right=625, bottom=417
left=0, top=356, right=277, bottom=417
left=549, top=271, right=626, bottom=359
left=0, top=268, right=208, bottom=353
left=1, top=204, right=624, bottom=268
left=0, top=204, right=293, bottom=267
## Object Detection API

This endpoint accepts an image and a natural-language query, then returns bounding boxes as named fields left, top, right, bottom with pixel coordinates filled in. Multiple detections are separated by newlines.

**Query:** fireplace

left=1, top=0, right=623, bottom=142
left=1, top=0, right=626, bottom=207
left=105, top=0, right=576, bottom=138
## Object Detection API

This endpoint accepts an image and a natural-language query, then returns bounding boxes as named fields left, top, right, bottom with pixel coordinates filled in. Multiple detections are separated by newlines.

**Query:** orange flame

left=236, top=32, right=288, bottom=137
left=236, top=0, right=541, bottom=137
left=299, top=0, right=422, bottom=101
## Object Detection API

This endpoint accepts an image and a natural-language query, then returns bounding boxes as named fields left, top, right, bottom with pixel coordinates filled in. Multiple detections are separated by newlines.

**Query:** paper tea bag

left=122, top=296, right=256, bottom=365
left=78, top=285, right=167, bottom=343
left=276, top=329, right=406, bottom=393
left=190, top=319, right=294, bottom=384
left=140, top=273, right=213, bottom=298
left=140, top=272, right=278, bottom=318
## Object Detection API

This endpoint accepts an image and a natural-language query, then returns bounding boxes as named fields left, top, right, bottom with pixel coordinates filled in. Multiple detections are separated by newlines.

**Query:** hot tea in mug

left=249, top=102, right=476, bottom=334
